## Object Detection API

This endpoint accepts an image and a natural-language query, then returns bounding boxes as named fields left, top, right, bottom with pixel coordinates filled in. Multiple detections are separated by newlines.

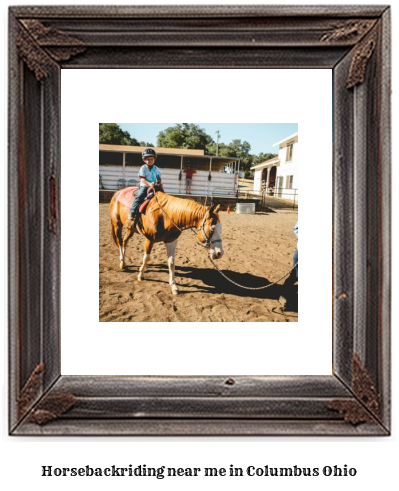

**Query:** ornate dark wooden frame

left=8, top=5, right=391, bottom=436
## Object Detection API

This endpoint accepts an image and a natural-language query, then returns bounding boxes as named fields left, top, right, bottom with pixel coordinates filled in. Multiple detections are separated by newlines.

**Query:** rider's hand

left=150, top=182, right=155, bottom=188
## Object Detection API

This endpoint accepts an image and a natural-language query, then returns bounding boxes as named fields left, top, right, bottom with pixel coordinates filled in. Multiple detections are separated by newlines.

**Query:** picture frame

left=8, top=5, right=391, bottom=436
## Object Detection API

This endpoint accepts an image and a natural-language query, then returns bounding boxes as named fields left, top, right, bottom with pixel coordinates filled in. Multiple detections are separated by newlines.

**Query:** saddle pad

left=116, top=186, right=139, bottom=209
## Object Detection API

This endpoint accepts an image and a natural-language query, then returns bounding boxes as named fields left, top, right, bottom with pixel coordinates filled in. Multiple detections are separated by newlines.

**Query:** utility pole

left=215, top=130, right=220, bottom=156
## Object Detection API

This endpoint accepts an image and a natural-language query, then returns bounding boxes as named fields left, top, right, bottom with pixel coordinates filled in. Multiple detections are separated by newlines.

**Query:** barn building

left=251, top=132, right=298, bottom=201
left=99, top=144, right=241, bottom=198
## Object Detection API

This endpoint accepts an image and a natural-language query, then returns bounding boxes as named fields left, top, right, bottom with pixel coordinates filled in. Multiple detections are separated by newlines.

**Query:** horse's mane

left=156, top=193, right=212, bottom=229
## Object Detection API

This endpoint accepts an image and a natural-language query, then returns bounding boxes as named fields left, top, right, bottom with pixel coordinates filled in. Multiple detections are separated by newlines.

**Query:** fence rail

left=261, top=187, right=298, bottom=210
left=238, top=185, right=298, bottom=211
left=99, top=166, right=237, bottom=196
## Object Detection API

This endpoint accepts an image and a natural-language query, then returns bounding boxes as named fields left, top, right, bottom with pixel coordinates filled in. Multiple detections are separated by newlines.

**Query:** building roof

left=99, top=144, right=205, bottom=156
left=99, top=144, right=240, bottom=171
left=250, top=156, right=280, bottom=171
left=272, top=132, right=298, bottom=148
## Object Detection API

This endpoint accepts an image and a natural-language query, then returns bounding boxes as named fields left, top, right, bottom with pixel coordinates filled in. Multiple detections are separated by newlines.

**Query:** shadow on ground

left=126, top=263, right=298, bottom=312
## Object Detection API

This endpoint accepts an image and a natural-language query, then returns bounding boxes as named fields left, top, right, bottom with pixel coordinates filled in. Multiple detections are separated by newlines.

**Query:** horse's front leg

left=165, top=239, right=179, bottom=295
left=138, top=238, right=154, bottom=281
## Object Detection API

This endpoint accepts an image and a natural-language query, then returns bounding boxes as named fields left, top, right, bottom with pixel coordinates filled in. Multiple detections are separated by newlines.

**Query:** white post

left=180, top=156, right=184, bottom=194
left=235, top=161, right=239, bottom=196
left=266, top=167, right=271, bottom=187
left=209, top=157, right=213, bottom=196
left=234, top=164, right=238, bottom=196
left=123, top=152, right=126, bottom=179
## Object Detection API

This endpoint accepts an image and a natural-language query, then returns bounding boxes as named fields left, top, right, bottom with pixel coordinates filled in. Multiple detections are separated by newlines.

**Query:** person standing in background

left=183, top=165, right=197, bottom=194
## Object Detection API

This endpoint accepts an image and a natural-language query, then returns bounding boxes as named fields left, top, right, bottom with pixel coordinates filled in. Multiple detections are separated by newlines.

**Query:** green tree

left=254, top=152, right=277, bottom=164
left=208, top=138, right=254, bottom=176
left=227, top=139, right=251, bottom=157
left=99, top=123, right=140, bottom=146
left=206, top=141, right=230, bottom=157
left=224, top=139, right=253, bottom=175
left=157, top=123, right=213, bottom=151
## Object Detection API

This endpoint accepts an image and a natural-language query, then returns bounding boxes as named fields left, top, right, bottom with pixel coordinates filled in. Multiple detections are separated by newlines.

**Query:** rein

left=155, top=193, right=219, bottom=248
left=208, top=257, right=299, bottom=291
left=154, top=193, right=297, bottom=290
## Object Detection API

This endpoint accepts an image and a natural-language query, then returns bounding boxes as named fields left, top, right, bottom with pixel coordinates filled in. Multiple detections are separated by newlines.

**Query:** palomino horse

left=110, top=188, right=224, bottom=295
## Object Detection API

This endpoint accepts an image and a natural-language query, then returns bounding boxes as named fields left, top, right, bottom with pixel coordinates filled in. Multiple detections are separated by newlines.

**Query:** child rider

left=128, top=148, right=162, bottom=225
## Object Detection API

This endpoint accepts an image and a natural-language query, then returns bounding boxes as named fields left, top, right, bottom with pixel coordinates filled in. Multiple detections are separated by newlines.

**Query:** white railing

left=99, top=165, right=237, bottom=196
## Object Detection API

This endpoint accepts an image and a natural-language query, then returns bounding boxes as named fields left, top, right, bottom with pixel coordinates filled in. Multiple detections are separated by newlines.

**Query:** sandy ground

left=100, top=201, right=298, bottom=322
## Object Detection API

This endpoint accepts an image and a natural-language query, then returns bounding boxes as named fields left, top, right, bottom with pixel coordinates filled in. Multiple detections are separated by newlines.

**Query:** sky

left=118, top=123, right=298, bottom=155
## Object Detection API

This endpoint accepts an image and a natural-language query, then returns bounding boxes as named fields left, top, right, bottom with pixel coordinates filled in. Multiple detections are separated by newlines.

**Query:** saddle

left=139, top=188, right=156, bottom=214
left=116, top=185, right=164, bottom=215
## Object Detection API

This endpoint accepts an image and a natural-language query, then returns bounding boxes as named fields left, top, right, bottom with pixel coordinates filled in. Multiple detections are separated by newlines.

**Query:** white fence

left=260, top=187, right=298, bottom=210
left=99, top=165, right=238, bottom=196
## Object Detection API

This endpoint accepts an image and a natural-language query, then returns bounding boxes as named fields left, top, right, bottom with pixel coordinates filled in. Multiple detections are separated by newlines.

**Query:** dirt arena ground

left=99, top=201, right=298, bottom=322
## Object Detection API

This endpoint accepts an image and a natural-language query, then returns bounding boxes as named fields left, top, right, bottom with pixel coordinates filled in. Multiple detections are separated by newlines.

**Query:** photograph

left=99, top=123, right=299, bottom=322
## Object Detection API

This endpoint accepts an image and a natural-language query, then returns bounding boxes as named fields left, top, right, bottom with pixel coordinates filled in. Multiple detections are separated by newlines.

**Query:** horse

left=109, top=187, right=224, bottom=295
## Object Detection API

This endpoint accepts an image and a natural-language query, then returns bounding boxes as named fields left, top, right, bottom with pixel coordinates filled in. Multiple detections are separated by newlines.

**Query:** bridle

left=154, top=193, right=222, bottom=249
left=198, top=214, right=222, bottom=249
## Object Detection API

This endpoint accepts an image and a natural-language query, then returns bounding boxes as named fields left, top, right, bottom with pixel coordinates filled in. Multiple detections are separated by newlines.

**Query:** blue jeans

left=129, top=186, right=149, bottom=217
left=293, top=248, right=298, bottom=279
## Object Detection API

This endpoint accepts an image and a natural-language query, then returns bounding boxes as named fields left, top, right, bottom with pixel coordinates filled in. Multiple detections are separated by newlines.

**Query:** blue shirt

left=138, top=164, right=161, bottom=187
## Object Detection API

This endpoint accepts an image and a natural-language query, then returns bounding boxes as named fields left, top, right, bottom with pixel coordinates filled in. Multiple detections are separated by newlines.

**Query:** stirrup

left=129, top=213, right=140, bottom=230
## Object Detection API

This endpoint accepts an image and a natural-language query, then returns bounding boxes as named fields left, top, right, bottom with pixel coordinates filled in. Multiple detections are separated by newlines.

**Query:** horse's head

left=197, top=204, right=224, bottom=259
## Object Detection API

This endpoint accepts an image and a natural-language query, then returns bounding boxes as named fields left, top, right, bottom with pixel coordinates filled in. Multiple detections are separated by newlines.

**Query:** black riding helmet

left=142, top=148, right=157, bottom=161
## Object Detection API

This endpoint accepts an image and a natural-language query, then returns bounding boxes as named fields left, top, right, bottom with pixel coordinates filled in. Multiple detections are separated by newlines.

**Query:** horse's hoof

left=138, top=274, right=143, bottom=282
left=172, top=286, right=179, bottom=295
left=120, top=261, right=125, bottom=270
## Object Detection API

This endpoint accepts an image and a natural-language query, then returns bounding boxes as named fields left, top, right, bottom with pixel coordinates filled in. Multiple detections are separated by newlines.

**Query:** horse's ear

left=209, top=204, right=220, bottom=217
